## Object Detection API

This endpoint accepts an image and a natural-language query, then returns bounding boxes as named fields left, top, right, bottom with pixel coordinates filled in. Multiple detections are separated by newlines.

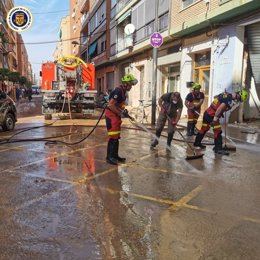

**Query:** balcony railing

left=111, top=0, right=132, bottom=19
left=134, top=12, right=168, bottom=44
left=81, top=12, right=89, bottom=28
left=110, top=12, right=169, bottom=56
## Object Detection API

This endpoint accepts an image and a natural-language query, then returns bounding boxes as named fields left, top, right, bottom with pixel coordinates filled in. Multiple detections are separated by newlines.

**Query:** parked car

left=0, top=92, right=17, bottom=131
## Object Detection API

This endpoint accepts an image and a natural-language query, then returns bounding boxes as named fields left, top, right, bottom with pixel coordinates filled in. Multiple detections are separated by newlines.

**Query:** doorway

left=194, top=52, right=210, bottom=112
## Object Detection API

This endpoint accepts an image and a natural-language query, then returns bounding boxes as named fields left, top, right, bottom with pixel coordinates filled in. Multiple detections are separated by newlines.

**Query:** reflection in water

left=83, top=150, right=96, bottom=177
left=81, top=167, right=159, bottom=260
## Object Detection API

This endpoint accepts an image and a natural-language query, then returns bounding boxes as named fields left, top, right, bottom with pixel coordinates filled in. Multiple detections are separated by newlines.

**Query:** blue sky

left=14, top=0, right=70, bottom=80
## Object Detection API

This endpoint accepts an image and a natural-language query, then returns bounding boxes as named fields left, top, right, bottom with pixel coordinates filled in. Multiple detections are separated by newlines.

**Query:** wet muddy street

left=0, top=99, right=260, bottom=259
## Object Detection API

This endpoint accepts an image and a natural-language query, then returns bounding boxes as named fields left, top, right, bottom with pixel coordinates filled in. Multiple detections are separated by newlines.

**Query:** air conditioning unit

left=72, top=12, right=75, bottom=18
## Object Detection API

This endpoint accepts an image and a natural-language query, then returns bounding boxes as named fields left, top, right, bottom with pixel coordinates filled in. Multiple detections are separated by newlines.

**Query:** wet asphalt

left=0, top=96, right=259, bottom=260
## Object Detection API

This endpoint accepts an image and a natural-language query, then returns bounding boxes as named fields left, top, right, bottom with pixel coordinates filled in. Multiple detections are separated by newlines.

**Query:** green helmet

left=192, top=82, right=201, bottom=90
left=122, top=74, right=138, bottom=85
left=238, top=89, right=248, bottom=102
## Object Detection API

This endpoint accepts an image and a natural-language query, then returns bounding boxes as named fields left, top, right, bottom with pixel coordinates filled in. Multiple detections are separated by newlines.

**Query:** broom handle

left=165, top=113, right=196, bottom=155
left=224, top=112, right=227, bottom=146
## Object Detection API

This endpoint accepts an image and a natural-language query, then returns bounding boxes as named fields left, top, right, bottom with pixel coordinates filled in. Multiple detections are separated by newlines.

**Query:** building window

left=89, top=0, right=106, bottom=34
left=101, top=40, right=106, bottom=52
left=182, top=0, right=197, bottom=9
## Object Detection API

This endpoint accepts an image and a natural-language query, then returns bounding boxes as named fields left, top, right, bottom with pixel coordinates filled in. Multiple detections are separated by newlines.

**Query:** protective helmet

left=192, top=82, right=201, bottom=90
left=238, top=89, right=248, bottom=102
left=122, top=73, right=138, bottom=85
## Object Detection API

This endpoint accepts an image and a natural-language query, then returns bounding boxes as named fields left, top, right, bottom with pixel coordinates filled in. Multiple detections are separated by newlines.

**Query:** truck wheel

left=44, top=114, right=52, bottom=120
left=2, top=113, right=15, bottom=131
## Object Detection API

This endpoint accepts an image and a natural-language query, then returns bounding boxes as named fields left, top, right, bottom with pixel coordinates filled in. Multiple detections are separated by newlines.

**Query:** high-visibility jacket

left=206, top=92, right=233, bottom=117
left=105, top=86, right=126, bottom=139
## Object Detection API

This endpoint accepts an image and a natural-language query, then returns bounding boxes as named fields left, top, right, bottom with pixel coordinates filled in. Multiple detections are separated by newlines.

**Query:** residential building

left=73, top=0, right=260, bottom=120
left=53, top=16, right=71, bottom=60
left=17, top=34, right=29, bottom=78
left=109, top=0, right=170, bottom=107
left=170, top=0, right=260, bottom=121
left=70, top=0, right=83, bottom=56
left=0, top=0, right=18, bottom=72
left=80, top=0, right=115, bottom=95
left=0, top=0, right=19, bottom=93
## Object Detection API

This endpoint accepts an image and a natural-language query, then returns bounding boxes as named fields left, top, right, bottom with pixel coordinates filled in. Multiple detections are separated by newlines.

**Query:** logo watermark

left=6, top=6, right=33, bottom=32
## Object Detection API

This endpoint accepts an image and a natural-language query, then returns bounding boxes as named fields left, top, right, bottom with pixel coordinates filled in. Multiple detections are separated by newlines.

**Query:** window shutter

left=110, top=26, right=117, bottom=45
left=159, top=0, right=169, bottom=16
left=137, top=1, right=145, bottom=29
left=145, top=0, right=155, bottom=24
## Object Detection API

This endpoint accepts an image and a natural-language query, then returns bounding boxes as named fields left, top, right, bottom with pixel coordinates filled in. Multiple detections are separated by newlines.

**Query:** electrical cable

left=6, top=29, right=107, bottom=45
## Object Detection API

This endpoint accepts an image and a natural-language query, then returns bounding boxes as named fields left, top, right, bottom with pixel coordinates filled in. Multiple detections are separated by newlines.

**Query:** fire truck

left=41, top=56, right=96, bottom=119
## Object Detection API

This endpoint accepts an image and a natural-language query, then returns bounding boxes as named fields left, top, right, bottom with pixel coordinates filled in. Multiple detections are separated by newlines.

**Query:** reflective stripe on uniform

left=212, top=125, right=221, bottom=129
left=108, top=131, right=121, bottom=136
left=202, top=123, right=209, bottom=127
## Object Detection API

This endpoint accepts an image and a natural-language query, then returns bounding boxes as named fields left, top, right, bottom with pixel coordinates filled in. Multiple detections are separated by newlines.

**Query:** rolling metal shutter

left=247, top=22, right=260, bottom=87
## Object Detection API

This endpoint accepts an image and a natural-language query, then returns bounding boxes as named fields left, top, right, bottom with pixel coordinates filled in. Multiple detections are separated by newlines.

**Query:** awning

left=117, top=10, right=131, bottom=25
left=89, top=42, right=97, bottom=57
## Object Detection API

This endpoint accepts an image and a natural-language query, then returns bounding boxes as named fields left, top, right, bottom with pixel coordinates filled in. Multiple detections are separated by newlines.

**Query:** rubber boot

left=115, top=139, right=126, bottom=162
left=186, top=122, right=193, bottom=136
left=151, top=130, right=161, bottom=148
left=106, top=139, right=118, bottom=165
left=214, top=135, right=229, bottom=155
left=194, top=133, right=206, bottom=149
left=166, top=132, right=174, bottom=151
left=191, top=122, right=197, bottom=135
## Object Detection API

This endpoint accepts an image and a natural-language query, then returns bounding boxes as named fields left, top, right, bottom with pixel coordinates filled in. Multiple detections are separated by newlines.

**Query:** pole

left=151, top=0, right=159, bottom=125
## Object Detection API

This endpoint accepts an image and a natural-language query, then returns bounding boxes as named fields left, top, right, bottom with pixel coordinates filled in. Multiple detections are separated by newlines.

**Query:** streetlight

left=72, top=40, right=89, bottom=63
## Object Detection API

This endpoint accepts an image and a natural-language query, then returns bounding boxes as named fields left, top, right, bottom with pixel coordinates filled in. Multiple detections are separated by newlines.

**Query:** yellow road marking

left=135, top=165, right=202, bottom=179
left=82, top=168, right=117, bottom=181
left=175, top=185, right=203, bottom=205
left=0, top=145, right=24, bottom=152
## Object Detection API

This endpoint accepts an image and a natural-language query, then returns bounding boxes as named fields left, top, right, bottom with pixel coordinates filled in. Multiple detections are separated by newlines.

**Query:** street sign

left=150, top=32, right=163, bottom=48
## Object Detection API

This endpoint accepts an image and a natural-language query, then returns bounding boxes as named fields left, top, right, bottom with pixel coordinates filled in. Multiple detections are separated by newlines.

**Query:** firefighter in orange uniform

left=185, top=82, right=204, bottom=136
left=193, top=89, right=248, bottom=155
left=105, top=74, right=138, bottom=165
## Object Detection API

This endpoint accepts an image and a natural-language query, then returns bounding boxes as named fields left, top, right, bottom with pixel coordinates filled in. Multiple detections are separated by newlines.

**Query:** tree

left=19, top=76, right=27, bottom=86
left=8, top=72, right=20, bottom=83
left=0, top=68, right=10, bottom=81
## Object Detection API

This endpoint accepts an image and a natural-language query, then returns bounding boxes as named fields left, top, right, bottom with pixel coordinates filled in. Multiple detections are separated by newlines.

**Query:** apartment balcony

left=111, top=12, right=169, bottom=57
left=110, top=36, right=132, bottom=56
left=81, top=12, right=89, bottom=29
left=135, top=12, right=168, bottom=44
left=80, top=0, right=88, bottom=13
left=112, top=0, right=138, bottom=20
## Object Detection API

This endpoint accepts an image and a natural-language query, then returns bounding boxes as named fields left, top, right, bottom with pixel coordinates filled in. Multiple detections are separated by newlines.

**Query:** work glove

left=121, top=109, right=130, bottom=118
